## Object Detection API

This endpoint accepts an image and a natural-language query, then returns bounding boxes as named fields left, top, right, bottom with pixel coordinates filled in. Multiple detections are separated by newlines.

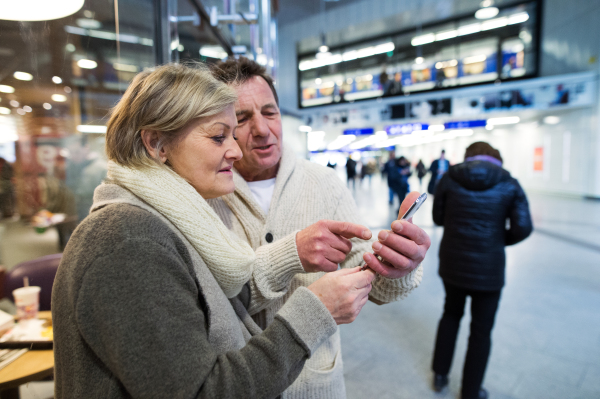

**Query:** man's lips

left=253, top=144, right=274, bottom=151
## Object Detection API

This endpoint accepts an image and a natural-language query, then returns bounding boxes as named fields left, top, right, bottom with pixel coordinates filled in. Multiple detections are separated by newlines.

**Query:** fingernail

left=378, top=230, right=389, bottom=240
left=372, top=242, right=382, bottom=251
left=362, top=229, right=372, bottom=239
left=392, top=221, right=403, bottom=232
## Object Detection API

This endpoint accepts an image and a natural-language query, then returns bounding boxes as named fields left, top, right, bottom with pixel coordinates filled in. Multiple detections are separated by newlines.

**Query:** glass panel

left=0, top=0, right=156, bottom=267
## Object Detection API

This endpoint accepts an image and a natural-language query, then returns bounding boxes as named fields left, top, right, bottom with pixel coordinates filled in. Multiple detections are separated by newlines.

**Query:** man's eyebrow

left=262, top=103, right=278, bottom=110
left=236, top=109, right=252, bottom=117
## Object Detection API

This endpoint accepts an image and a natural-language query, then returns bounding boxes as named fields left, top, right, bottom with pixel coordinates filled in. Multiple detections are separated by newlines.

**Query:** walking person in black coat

left=430, top=142, right=533, bottom=399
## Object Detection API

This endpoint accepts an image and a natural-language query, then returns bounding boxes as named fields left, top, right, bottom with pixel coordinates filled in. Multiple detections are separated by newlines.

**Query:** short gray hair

left=106, top=62, right=237, bottom=168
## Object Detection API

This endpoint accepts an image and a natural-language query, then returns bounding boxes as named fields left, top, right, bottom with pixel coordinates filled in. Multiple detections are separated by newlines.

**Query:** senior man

left=209, top=58, right=431, bottom=399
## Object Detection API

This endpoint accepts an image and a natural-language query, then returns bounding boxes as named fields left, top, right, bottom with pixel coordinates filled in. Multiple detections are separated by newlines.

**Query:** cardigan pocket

left=283, top=349, right=346, bottom=399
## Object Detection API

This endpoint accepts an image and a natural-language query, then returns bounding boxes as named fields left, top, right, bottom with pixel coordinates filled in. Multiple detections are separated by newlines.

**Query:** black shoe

left=462, top=388, right=488, bottom=399
left=433, top=374, right=448, bottom=392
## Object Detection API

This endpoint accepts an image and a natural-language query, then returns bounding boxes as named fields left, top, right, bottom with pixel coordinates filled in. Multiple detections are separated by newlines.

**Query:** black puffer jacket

left=432, top=160, right=533, bottom=291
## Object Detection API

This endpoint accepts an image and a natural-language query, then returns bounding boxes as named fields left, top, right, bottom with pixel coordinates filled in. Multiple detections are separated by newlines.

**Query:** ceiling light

left=415, top=57, right=424, bottom=64
left=463, top=55, right=487, bottom=64
left=13, top=71, right=33, bottom=81
left=76, top=18, right=101, bottom=29
left=52, top=94, right=67, bottom=102
left=77, top=125, right=107, bottom=134
left=9, top=100, right=19, bottom=107
left=43, top=103, right=52, bottom=110
left=475, top=7, right=499, bottom=20
left=16, top=109, right=26, bottom=115
left=200, top=46, right=228, bottom=59
left=327, top=134, right=356, bottom=151
left=0, top=0, right=84, bottom=21
left=487, top=116, right=520, bottom=125
left=436, top=30, right=458, bottom=41
left=452, top=129, right=474, bottom=137
left=64, top=86, right=72, bottom=93
left=0, top=107, right=10, bottom=115
left=411, top=33, right=435, bottom=46
left=480, top=0, right=493, bottom=7
left=429, top=124, right=445, bottom=131
left=486, top=124, right=494, bottom=130
left=0, top=85, right=15, bottom=94
left=319, top=45, right=329, bottom=53
left=65, top=44, right=76, bottom=52
left=544, top=116, right=560, bottom=125
left=77, top=59, right=98, bottom=69
left=315, top=78, right=322, bottom=85
left=52, top=76, right=62, bottom=84
left=23, top=106, right=32, bottom=112
left=481, top=17, right=508, bottom=31
left=458, top=23, right=482, bottom=36
left=509, top=12, right=529, bottom=24
left=299, top=126, right=312, bottom=132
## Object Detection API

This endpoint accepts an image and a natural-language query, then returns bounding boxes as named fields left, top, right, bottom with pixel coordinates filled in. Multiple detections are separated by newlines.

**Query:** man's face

left=233, top=76, right=282, bottom=181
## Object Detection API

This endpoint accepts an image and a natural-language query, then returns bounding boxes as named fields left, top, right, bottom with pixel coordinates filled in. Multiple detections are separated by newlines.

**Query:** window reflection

left=0, top=0, right=154, bottom=265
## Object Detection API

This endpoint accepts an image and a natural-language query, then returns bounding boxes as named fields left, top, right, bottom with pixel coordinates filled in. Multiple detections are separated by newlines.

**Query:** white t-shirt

left=246, top=178, right=276, bottom=215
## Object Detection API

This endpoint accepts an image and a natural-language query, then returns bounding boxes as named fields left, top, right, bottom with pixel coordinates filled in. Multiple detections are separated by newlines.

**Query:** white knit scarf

left=107, top=161, right=255, bottom=298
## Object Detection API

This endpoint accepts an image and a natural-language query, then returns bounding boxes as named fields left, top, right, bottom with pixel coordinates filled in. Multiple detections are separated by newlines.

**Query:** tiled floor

left=5, top=173, right=600, bottom=399
left=340, top=173, right=600, bottom=399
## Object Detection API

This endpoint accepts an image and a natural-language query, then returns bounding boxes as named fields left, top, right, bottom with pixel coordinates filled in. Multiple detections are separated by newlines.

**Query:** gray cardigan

left=52, top=184, right=337, bottom=398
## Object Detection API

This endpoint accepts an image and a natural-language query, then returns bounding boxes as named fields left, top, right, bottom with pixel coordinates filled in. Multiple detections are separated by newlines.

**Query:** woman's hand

left=308, top=267, right=376, bottom=325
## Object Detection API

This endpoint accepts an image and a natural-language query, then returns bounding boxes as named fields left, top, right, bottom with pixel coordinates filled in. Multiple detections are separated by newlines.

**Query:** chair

left=4, top=254, right=62, bottom=311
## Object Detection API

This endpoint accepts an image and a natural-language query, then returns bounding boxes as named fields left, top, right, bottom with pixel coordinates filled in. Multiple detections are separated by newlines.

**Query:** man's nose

left=250, top=115, right=270, bottom=138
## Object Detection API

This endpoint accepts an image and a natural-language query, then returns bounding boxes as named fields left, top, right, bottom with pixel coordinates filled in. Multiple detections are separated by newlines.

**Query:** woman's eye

left=233, top=135, right=238, bottom=141
left=212, top=136, right=226, bottom=144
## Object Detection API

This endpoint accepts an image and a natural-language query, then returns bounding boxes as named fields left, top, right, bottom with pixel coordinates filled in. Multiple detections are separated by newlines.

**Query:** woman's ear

left=140, top=130, right=168, bottom=163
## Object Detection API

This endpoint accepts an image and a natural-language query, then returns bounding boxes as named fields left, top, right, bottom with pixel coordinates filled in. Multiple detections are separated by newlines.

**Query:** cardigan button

left=265, top=233, right=273, bottom=243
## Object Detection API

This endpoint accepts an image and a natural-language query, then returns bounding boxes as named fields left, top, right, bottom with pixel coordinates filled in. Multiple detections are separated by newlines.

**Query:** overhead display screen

left=298, top=1, right=539, bottom=108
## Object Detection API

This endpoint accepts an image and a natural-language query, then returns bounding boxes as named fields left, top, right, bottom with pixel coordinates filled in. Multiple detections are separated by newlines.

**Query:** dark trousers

left=432, top=281, right=501, bottom=399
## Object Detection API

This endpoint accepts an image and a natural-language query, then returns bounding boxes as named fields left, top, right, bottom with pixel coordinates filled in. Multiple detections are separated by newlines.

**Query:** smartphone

left=361, top=193, right=428, bottom=271
left=400, top=192, right=428, bottom=220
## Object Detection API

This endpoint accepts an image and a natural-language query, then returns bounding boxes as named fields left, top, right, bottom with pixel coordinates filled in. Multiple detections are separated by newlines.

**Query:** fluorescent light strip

left=327, top=134, right=356, bottom=150
left=299, top=42, right=394, bottom=71
left=77, top=125, right=107, bottom=134
left=64, top=26, right=154, bottom=46
left=487, top=116, right=520, bottom=125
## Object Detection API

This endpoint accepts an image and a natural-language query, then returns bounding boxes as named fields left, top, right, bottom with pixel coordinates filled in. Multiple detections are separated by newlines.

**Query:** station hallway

left=339, top=174, right=600, bottom=399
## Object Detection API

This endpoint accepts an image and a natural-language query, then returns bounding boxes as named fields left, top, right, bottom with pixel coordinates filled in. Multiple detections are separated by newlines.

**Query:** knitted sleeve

left=332, top=178, right=423, bottom=303
left=246, top=232, right=305, bottom=315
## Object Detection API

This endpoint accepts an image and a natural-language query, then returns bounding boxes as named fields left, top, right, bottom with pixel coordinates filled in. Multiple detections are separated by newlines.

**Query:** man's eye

left=237, top=117, right=247, bottom=123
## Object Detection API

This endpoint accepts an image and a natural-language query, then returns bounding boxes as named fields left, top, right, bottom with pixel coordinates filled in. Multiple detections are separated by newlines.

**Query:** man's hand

left=308, top=267, right=376, bottom=325
left=296, top=220, right=372, bottom=273
left=362, top=192, right=431, bottom=279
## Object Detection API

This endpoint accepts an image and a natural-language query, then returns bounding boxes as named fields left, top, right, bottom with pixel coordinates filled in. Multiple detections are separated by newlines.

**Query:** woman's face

left=167, top=105, right=242, bottom=199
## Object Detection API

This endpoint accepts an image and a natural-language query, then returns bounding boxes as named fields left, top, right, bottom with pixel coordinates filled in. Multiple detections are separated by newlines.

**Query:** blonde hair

left=106, top=62, right=237, bottom=168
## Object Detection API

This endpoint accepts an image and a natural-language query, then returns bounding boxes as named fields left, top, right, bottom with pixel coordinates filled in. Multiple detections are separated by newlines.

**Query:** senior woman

left=52, top=63, right=376, bottom=398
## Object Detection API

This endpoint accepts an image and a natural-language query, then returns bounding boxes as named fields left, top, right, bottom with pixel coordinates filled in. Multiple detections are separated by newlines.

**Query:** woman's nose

left=227, top=139, right=243, bottom=161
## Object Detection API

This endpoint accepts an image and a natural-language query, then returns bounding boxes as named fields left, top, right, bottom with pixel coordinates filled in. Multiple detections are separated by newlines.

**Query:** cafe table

left=0, top=311, right=54, bottom=399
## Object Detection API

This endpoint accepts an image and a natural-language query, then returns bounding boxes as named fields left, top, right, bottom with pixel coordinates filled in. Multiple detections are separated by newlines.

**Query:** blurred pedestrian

left=361, top=159, right=376, bottom=187
left=346, top=156, right=357, bottom=189
left=326, top=160, right=336, bottom=169
left=0, top=157, right=14, bottom=218
left=430, top=142, right=533, bottom=399
left=428, top=149, right=450, bottom=195
left=416, top=159, right=427, bottom=189
left=382, top=150, right=397, bottom=204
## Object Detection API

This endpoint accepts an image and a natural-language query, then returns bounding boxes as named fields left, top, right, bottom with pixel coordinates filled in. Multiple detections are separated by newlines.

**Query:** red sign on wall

left=533, top=147, right=544, bottom=171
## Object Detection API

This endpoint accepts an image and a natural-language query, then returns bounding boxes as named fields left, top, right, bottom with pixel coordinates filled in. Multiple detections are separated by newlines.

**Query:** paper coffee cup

left=13, top=286, right=41, bottom=320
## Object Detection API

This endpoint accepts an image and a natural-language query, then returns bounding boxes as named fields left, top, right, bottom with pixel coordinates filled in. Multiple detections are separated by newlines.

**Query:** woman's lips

left=218, top=166, right=233, bottom=174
